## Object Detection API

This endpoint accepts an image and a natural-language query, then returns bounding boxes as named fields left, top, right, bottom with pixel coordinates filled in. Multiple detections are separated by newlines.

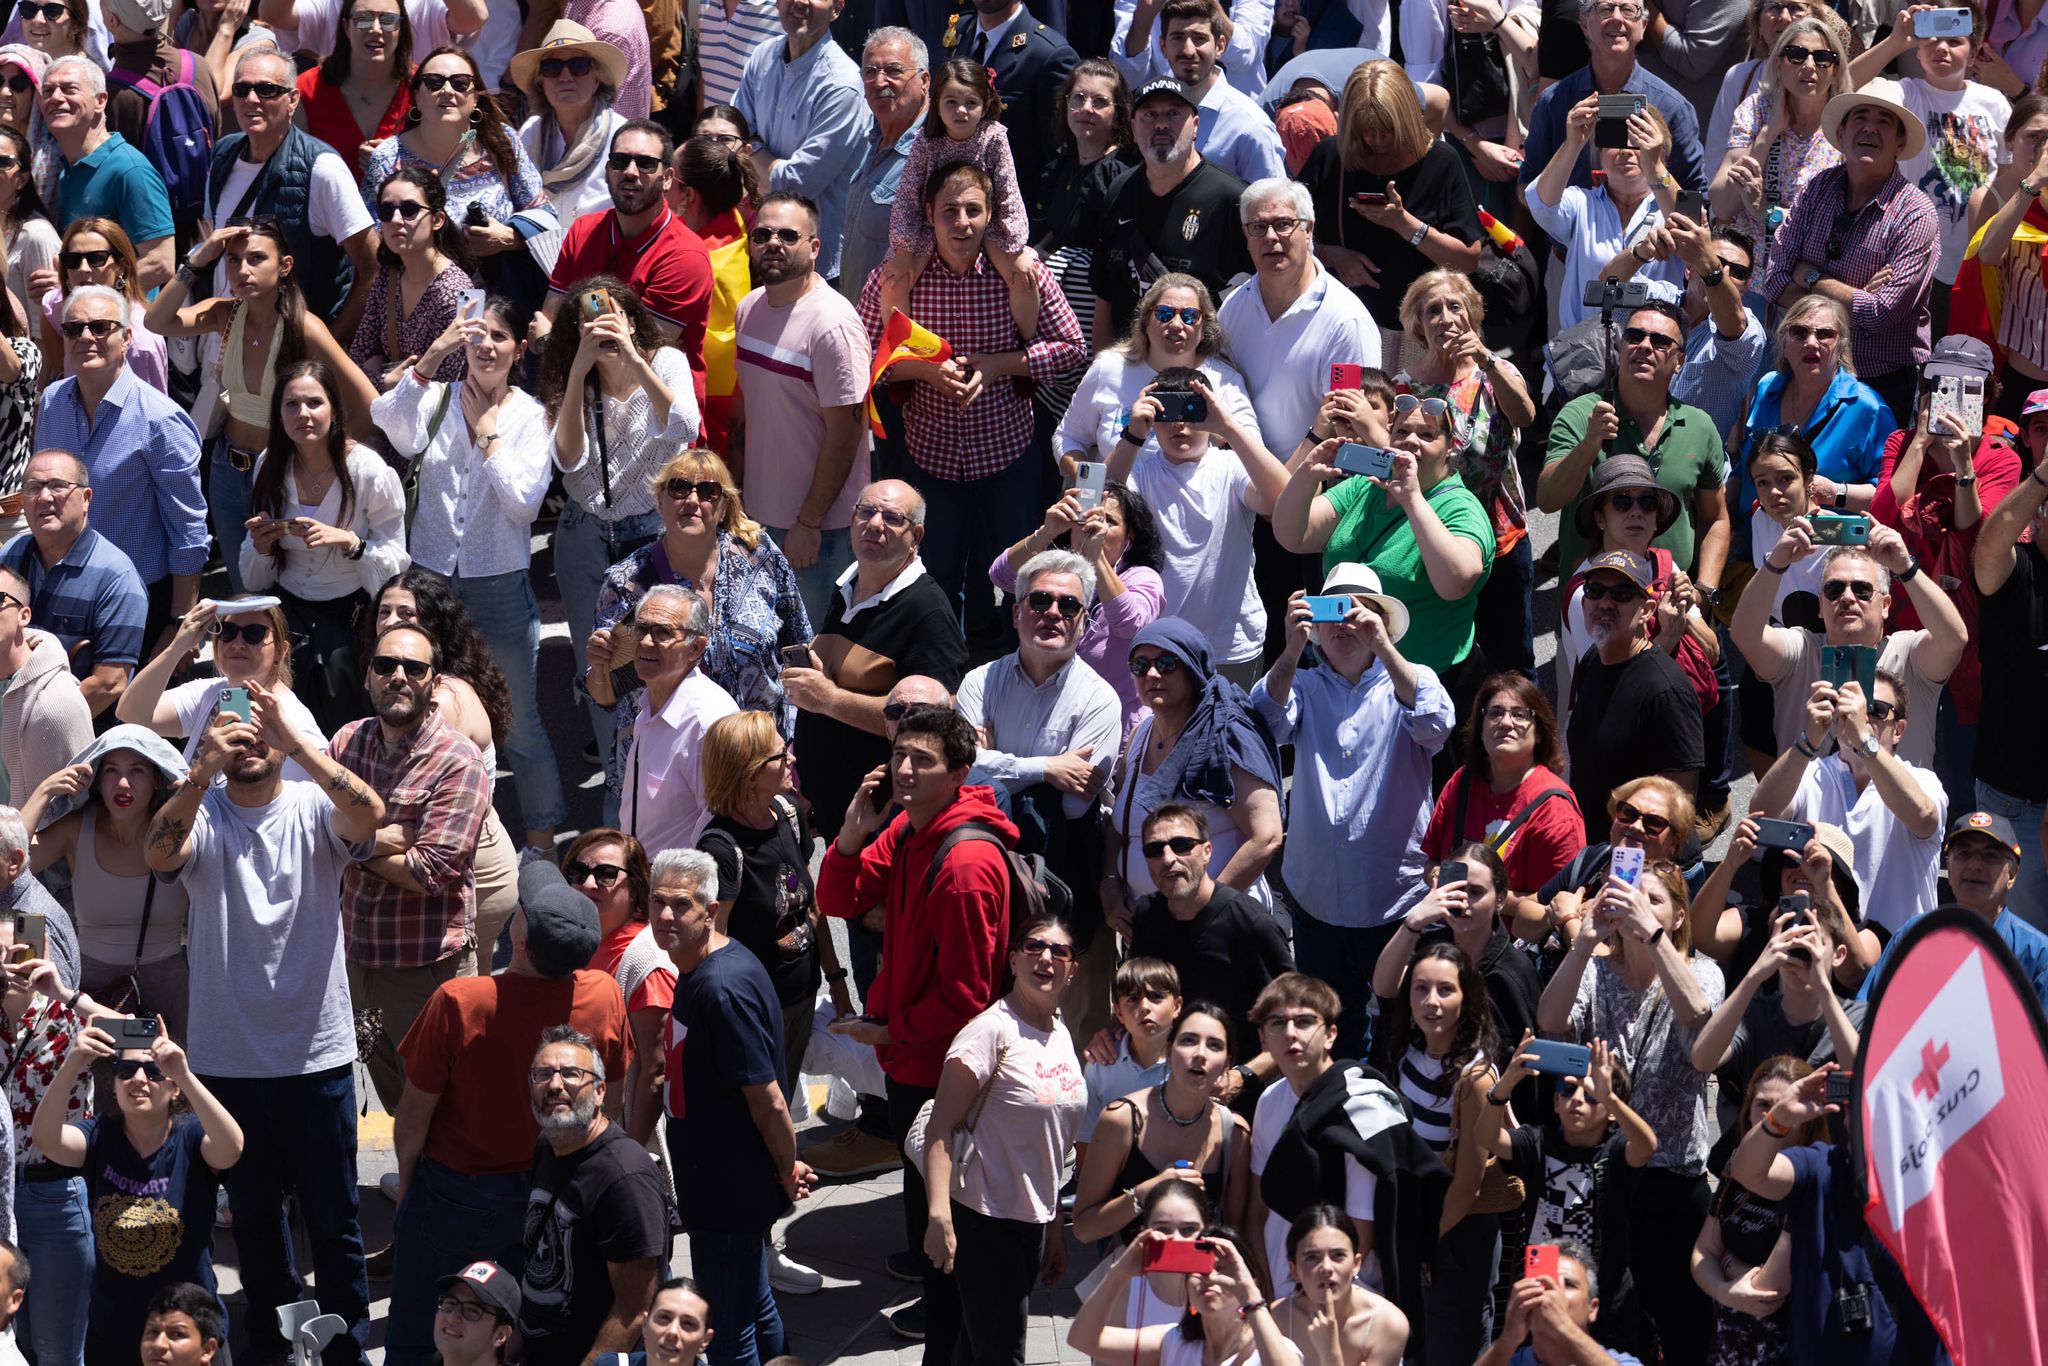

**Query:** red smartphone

left=1525, top=1243, right=1560, bottom=1283
left=1329, top=363, right=1364, bottom=391
left=1144, top=1238, right=1216, bottom=1276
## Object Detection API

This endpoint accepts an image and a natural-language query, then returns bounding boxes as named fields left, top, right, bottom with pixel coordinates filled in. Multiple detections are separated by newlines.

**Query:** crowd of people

left=0, top=0, right=2038, bottom=1364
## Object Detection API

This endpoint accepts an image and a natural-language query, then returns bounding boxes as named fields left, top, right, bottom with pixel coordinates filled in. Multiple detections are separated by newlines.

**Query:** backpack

left=110, top=52, right=214, bottom=229
left=921, top=820, right=1073, bottom=927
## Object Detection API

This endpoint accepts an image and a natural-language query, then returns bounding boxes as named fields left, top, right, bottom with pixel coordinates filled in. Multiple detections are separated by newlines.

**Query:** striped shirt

left=697, top=0, right=781, bottom=106
left=1398, top=1045, right=1463, bottom=1153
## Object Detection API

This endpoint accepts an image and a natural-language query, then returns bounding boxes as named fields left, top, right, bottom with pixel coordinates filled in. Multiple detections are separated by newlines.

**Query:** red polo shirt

left=551, top=204, right=712, bottom=410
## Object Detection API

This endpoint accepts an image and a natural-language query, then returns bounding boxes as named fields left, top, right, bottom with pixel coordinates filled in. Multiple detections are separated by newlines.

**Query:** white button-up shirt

left=372, top=372, right=552, bottom=580
left=1217, top=261, right=1381, bottom=453
left=622, top=668, right=740, bottom=855
left=958, top=650, right=1123, bottom=819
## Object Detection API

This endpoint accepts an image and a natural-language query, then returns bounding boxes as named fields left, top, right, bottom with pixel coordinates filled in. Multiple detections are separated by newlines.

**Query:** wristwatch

left=1861, top=732, right=1882, bottom=757
left=1408, top=221, right=1430, bottom=248
left=1956, top=472, right=1978, bottom=488
left=1233, top=1063, right=1257, bottom=1092
left=1800, top=265, right=1824, bottom=290
left=1897, top=556, right=1922, bottom=584
left=1697, top=582, right=1722, bottom=609
left=1700, top=265, right=1726, bottom=288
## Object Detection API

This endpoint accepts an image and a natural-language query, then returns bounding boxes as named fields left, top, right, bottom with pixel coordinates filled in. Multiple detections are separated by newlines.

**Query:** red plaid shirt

left=331, top=709, right=492, bottom=969
left=1760, top=165, right=1939, bottom=379
left=858, top=253, right=1086, bottom=481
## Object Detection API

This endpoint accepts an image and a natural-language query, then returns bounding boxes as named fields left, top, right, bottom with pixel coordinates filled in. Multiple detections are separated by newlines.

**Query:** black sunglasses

left=663, top=478, right=723, bottom=503
left=113, top=1059, right=166, bottom=1082
left=1822, top=579, right=1877, bottom=601
left=565, top=859, right=628, bottom=887
left=0, top=154, right=19, bottom=171
left=1604, top=490, right=1662, bottom=514
left=1823, top=207, right=1858, bottom=262
left=1017, top=935, right=1074, bottom=961
left=15, top=3, right=66, bottom=19
left=1025, top=590, right=1084, bottom=619
left=749, top=226, right=805, bottom=245
left=1721, top=258, right=1754, bottom=282
left=1128, top=652, right=1183, bottom=677
left=1614, top=800, right=1671, bottom=836
left=370, top=654, right=432, bottom=680
left=0, top=75, right=28, bottom=93
left=882, top=700, right=911, bottom=722
left=1621, top=325, right=1679, bottom=352
left=231, top=79, right=292, bottom=100
left=377, top=200, right=429, bottom=222
left=208, top=620, right=273, bottom=644
left=59, top=318, right=122, bottom=339
left=1580, top=579, right=1643, bottom=602
left=416, top=71, right=478, bottom=93
left=606, top=151, right=664, bottom=173
left=59, top=249, right=114, bottom=271
left=1779, top=45, right=1839, bottom=65
left=1142, top=834, right=1203, bottom=858
left=538, top=55, right=594, bottom=78
left=1866, top=699, right=1899, bottom=722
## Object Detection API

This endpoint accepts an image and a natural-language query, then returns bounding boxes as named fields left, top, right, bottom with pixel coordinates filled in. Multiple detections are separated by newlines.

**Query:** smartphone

left=1931, top=373, right=1985, bottom=438
left=1438, top=859, right=1470, bottom=889
left=1350, top=182, right=1389, bottom=207
left=1825, top=1070, right=1856, bottom=1107
left=778, top=643, right=814, bottom=670
left=867, top=779, right=892, bottom=815
left=1809, top=511, right=1872, bottom=546
left=114, top=1016, right=160, bottom=1046
left=1334, top=442, right=1396, bottom=479
left=1305, top=594, right=1352, bottom=624
left=581, top=287, right=615, bottom=320
left=219, top=686, right=252, bottom=724
left=1820, top=643, right=1878, bottom=697
left=10, top=912, right=43, bottom=963
left=1913, top=5, right=1972, bottom=36
left=1754, top=818, right=1816, bottom=853
left=463, top=201, right=488, bottom=228
left=1522, top=1039, right=1593, bottom=1077
left=1525, top=1244, right=1561, bottom=1283
left=1072, top=460, right=1108, bottom=512
left=1609, top=844, right=1645, bottom=887
left=1779, top=892, right=1814, bottom=963
left=457, top=286, right=486, bottom=321
left=1144, top=1238, right=1217, bottom=1276
left=1152, top=391, right=1208, bottom=424
left=1671, top=188, right=1705, bottom=226
left=1329, top=363, right=1365, bottom=392
left=1595, top=92, right=1646, bottom=148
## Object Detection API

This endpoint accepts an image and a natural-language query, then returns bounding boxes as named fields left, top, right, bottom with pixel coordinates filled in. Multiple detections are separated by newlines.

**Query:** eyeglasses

left=350, top=9, right=400, bottom=28
left=1591, top=1, right=1643, bottom=15
left=208, top=620, right=272, bottom=645
left=1260, top=1011, right=1326, bottom=1033
left=1025, top=589, right=1084, bottom=619
left=538, top=54, right=594, bottom=77
left=1621, top=325, right=1679, bottom=352
left=635, top=620, right=693, bottom=645
left=698, top=130, right=743, bottom=145
left=1482, top=705, right=1535, bottom=726
left=1822, top=579, right=1877, bottom=601
left=0, top=75, right=30, bottom=93
left=59, top=318, right=123, bottom=339
left=20, top=477, right=80, bottom=499
left=1779, top=45, right=1839, bottom=65
left=1614, top=800, right=1671, bottom=836
left=882, top=700, right=912, bottom=722
left=861, top=62, right=911, bottom=79
left=230, top=79, right=292, bottom=100
left=377, top=200, right=428, bottom=222
left=663, top=478, right=724, bottom=504
left=1244, top=216, right=1302, bottom=238
left=1786, top=323, right=1838, bottom=344
left=749, top=226, right=806, bottom=245
left=15, top=3, right=67, bottom=20
left=0, top=590, right=23, bottom=613
left=1017, top=935, right=1074, bottom=961
left=1865, top=699, right=1899, bottom=722
left=529, top=1064, right=597, bottom=1087
left=1761, top=0, right=1808, bottom=13
left=59, top=249, right=114, bottom=270
left=1580, top=578, right=1644, bottom=602
left=436, top=1296, right=501, bottom=1324
left=113, top=1059, right=166, bottom=1081
left=1394, top=393, right=1450, bottom=417
left=606, top=151, right=664, bottom=173
left=565, top=860, right=627, bottom=888
left=1128, top=652, right=1183, bottom=677
left=1152, top=304, right=1202, bottom=325
left=370, top=654, right=433, bottom=679
left=0, top=155, right=18, bottom=172
left=852, top=501, right=912, bottom=529
left=1142, top=834, right=1203, bottom=858
left=1066, top=91, right=1114, bottom=109
left=1718, top=256, right=1754, bottom=282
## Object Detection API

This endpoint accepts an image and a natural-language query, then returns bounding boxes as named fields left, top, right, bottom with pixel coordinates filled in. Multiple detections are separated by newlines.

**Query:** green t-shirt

left=1322, top=473, right=1495, bottom=672
left=1545, top=392, right=1727, bottom=573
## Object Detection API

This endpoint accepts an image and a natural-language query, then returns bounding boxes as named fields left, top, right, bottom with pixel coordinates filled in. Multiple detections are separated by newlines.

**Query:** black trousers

left=1628, top=1167, right=1713, bottom=1366
left=887, top=1076, right=959, bottom=1362
left=947, top=1202, right=1044, bottom=1366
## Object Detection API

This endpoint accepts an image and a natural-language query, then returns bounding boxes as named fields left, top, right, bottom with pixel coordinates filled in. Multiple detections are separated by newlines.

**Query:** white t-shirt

left=1897, top=78, right=2011, bottom=284
left=1052, top=351, right=1258, bottom=464
left=1125, top=447, right=1264, bottom=665
left=1250, top=1075, right=1378, bottom=1297
left=166, top=678, right=329, bottom=786
left=1786, top=754, right=1947, bottom=934
left=943, top=999, right=1087, bottom=1225
left=176, top=782, right=367, bottom=1077
left=206, top=149, right=374, bottom=295
left=287, top=0, right=459, bottom=56
left=1749, top=509, right=1828, bottom=627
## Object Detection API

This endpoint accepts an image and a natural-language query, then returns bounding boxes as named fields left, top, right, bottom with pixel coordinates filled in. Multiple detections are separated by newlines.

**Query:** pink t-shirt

left=732, top=280, right=872, bottom=531
left=944, top=999, right=1086, bottom=1225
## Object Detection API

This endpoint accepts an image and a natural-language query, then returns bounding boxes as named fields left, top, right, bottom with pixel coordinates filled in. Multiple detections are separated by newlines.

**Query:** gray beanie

left=517, top=860, right=600, bottom=979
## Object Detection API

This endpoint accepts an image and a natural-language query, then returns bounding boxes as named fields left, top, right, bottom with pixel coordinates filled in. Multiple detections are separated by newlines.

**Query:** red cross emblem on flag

left=1913, top=1038, right=1951, bottom=1102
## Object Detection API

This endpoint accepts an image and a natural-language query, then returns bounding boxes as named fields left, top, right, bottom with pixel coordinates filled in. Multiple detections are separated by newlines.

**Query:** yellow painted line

left=808, top=1082, right=829, bottom=1112
left=360, top=1111, right=396, bottom=1150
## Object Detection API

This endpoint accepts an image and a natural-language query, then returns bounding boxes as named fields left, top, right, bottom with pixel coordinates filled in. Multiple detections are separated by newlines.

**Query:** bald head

left=885, top=674, right=952, bottom=739
left=851, top=478, right=926, bottom=573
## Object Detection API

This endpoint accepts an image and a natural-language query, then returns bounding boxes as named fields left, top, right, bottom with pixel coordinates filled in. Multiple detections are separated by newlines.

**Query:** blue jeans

left=903, top=448, right=1043, bottom=632
left=687, top=1230, right=784, bottom=1366
left=445, top=568, right=565, bottom=834
left=14, top=1172, right=91, bottom=1366
left=1976, top=780, right=2048, bottom=932
left=1473, top=534, right=1534, bottom=681
left=762, top=523, right=852, bottom=638
left=555, top=499, right=662, bottom=767
left=202, top=1066, right=369, bottom=1366
left=210, top=443, right=255, bottom=595
left=384, top=1161, right=529, bottom=1366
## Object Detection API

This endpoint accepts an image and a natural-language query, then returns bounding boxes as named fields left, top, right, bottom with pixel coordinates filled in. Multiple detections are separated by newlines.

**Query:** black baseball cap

left=1944, top=811, right=2022, bottom=860
left=1133, top=78, right=1198, bottom=112
left=437, top=1260, right=522, bottom=1320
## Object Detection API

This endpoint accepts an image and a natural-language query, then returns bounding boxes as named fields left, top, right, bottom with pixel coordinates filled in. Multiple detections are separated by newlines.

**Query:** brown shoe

left=800, top=1126, right=900, bottom=1178
left=1695, top=796, right=1732, bottom=843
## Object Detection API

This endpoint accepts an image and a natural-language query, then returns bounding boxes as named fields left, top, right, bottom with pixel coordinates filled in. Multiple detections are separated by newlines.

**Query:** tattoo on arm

left=326, top=770, right=374, bottom=809
left=150, top=816, right=189, bottom=855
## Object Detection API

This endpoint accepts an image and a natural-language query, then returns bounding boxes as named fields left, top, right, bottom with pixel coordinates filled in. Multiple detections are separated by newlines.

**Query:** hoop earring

left=469, top=107, right=483, bottom=128
left=404, top=105, right=422, bottom=127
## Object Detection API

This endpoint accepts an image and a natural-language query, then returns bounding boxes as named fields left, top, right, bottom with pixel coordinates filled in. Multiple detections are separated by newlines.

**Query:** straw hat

left=509, top=21, right=629, bottom=99
left=1821, top=78, right=1927, bottom=161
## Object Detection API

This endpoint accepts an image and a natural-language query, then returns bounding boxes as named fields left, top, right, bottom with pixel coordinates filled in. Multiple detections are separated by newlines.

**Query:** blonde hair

left=1610, top=775, right=1694, bottom=854
left=1339, top=59, right=1431, bottom=170
left=1775, top=293, right=1856, bottom=375
left=1398, top=270, right=1486, bottom=344
left=1756, top=17, right=1854, bottom=118
left=700, top=709, right=784, bottom=819
left=650, top=447, right=762, bottom=550
left=1117, top=272, right=1223, bottom=364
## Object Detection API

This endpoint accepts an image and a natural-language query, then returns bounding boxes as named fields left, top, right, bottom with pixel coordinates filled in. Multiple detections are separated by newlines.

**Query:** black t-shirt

left=1089, top=157, right=1254, bottom=335
left=1298, top=137, right=1481, bottom=320
left=699, top=802, right=819, bottom=1008
left=667, top=940, right=789, bottom=1235
left=1713, top=1176, right=1790, bottom=1268
left=1564, top=646, right=1704, bottom=841
left=1034, top=145, right=1138, bottom=251
left=792, top=568, right=966, bottom=838
left=1129, top=883, right=1294, bottom=1057
left=1975, top=545, right=2048, bottom=800
left=1536, top=0, right=1590, bottom=79
left=1716, top=989, right=1867, bottom=1102
left=79, top=1114, right=225, bottom=1348
left=520, top=1124, right=674, bottom=1366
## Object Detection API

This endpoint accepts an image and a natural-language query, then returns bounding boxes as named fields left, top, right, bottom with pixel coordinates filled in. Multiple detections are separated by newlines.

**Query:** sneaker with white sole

left=886, top=1300, right=926, bottom=1341
left=379, top=1170, right=401, bottom=1203
left=799, top=1126, right=900, bottom=1178
left=768, top=1246, right=823, bottom=1295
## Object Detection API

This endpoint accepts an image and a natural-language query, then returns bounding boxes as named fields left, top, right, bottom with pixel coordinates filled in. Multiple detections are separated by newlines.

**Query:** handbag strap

left=961, top=1041, right=1011, bottom=1134
left=130, top=875, right=158, bottom=974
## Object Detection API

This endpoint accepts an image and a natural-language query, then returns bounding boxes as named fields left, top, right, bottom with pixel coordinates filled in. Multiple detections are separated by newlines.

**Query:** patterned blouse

left=1726, top=93, right=1842, bottom=282
left=1400, top=360, right=1529, bottom=556
left=552, top=348, right=701, bottom=523
left=348, top=260, right=477, bottom=385
left=4, top=994, right=89, bottom=1168
left=0, top=335, right=45, bottom=500
left=580, top=530, right=814, bottom=770
left=358, top=130, right=550, bottom=245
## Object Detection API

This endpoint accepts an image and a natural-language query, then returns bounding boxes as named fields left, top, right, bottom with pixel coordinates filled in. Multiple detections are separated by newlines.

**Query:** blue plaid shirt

left=0, top=527, right=147, bottom=674
left=34, top=368, right=207, bottom=586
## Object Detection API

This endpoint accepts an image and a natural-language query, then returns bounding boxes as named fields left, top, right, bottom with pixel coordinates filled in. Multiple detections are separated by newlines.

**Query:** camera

left=1582, top=277, right=1653, bottom=312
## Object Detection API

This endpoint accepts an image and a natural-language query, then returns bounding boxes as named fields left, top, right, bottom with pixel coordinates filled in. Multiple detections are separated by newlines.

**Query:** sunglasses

left=1142, top=834, right=1203, bottom=858
left=416, top=71, right=477, bottom=93
left=1017, top=935, right=1074, bottom=961
left=1580, top=578, right=1643, bottom=602
left=1621, top=325, right=1679, bottom=352
left=1779, top=45, right=1838, bottom=65
left=1128, top=653, right=1183, bottom=678
left=565, top=859, right=628, bottom=887
left=0, top=590, right=22, bottom=613
left=370, top=654, right=432, bottom=679
left=1025, top=590, right=1084, bottom=619
left=0, top=74, right=30, bottom=93
left=1787, top=323, right=1838, bottom=344
left=112, top=1059, right=166, bottom=1081
left=1865, top=699, right=1898, bottom=722
left=1152, top=304, right=1202, bottom=325
left=606, top=151, right=664, bottom=173
left=636, top=621, right=690, bottom=645
left=663, top=478, right=723, bottom=503
left=882, top=700, right=911, bottom=723
left=208, top=620, right=273, bottom=644
left=1614, top=800, right=1671, bottom=836
left=0, top=155, right=20, bottom=171
left=377, top=200, right=428, bottom=222
left=1604, top=490, right=1663, bottom=514
left=1823, top=207, right=1857, bottom=262
left=1822, top=579, right=1877, bottom=601
left=749, top=225, right=805, bottom=245
left=1393, top=393, right=1450, bottom=417
left=231, top=79, right=292, bottom=100
left=15, top=3, right=66, bottom=19
left=1719, top=256, right=1754, bottom=282
left=59, top=318, right=122, bottom=339
left=350, top=9, right=400, bottom=27
left=538, top=54, right=594, bottom=77
left=59, top=249, right=114, bottom=271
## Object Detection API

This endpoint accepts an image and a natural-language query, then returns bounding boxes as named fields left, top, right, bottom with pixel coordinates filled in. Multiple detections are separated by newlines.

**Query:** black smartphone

left=1153, top=391, right=1208, bottom=424
left=1672, top=188, right=1705, bottom=225
left=114, top=1017, right=160, bottom=1046
left=778, top=643, right=814, bottom=670
left=1754, top=818, right=1815, bottom=854
left=1778, top=893, right=1813, bottom=963
left=1824, top=1070, right=1855, bottom=1107
left=867, top=781, right=892, bottom=815
left=1595, top=93, right=1645, bottom=148
left=1439, top=859, right=1470, bottom=888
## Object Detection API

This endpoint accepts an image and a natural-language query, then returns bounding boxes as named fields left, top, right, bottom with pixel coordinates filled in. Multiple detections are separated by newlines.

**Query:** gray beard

left=532, top=1090, right=598, bottom=1136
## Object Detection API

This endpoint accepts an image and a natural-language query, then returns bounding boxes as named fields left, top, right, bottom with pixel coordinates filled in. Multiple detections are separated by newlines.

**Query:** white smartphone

left=1072, top=461, right=1108, bottom=511
left=1931, top=374, right=1985, bottom=438
left=457, top=287, right=486, bottom=321
left=1610, top=845, right=1646, bottom=887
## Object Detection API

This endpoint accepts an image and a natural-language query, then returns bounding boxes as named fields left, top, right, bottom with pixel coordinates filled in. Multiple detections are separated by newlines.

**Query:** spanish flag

left=1477, top=209, right=1524, bottom=256
left=867, top=309, right=952, bottom=438
left=1950, top=201, right=2048, bottom=360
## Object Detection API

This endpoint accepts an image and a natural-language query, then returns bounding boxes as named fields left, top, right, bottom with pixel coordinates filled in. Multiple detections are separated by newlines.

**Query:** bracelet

left=1400, top=919, right=1422, bottom=934
left=2033, top=465, right=2048, bottom=489
left=1648, top=925, right=1667, bottom=946
left=1759, top=1112, right=1792, bottom=1141
left=64, top=988, right=83, bottom=1013
left=411, top=367, right=435, bottom=386
left=1306, top=427, right=1327, bottom=446
left=1632, top=241, right=1651, bottom=262
left=345, top=534, right=366, bottom=562
left=174, top=263, right=199, bottom=291
left=1128, top=1187, right=1143, bottom=1215
left=1896, top=557, right=1921, bottom=585
left=1795, top=734, right=1821, bottom=759
left=1761, top=557, right=1789, bottom=576
left=1408, top=220, right=1430, bottom=248
left=796, top=515, right=822, bottom=530
left=1484, top=1086, right=1510, bottom=1105
left=824, top=968, right=849, bottom=983
left=1116, top=425, right=1143, bottom=446
left=1239, top=1300, right=1271, bottom=1320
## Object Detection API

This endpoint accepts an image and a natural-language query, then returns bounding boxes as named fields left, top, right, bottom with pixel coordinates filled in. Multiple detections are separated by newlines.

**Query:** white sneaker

left=214, top=1187, right=233, bottom=1228
left=768, top=1246, right=823, bottom=1295
left=379, top=1171, right=401, bottom=1203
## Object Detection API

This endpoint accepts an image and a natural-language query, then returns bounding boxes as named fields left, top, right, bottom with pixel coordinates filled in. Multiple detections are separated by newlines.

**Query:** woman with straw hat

left=514, top=21, right=629, bottom=240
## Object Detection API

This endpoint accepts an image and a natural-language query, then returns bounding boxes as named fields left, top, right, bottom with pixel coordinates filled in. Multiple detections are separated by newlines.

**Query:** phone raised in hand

left=1820, top=643, right=1878, bottom=697
left=1152, top=391, right=1208, bottom=424
left=1595, top=92, right=1647, bottom=148
left=1144, top=1238, right=1217, bottom=1276
left=458, top=286, right=486, bottom=321
left=114, top=1016, right=161, bottom=1046
left=1671, top=188, right=1705, bottom=225
left=1333, top=442, right=1396, bottom=480
left=1913, top=6, right=1972, bottom=36
left=219, top=686, right=252, bottom=724
left=1329, top=363, right=1365, bottom=391
left=1808, top=511, right=1871, bottom=546
left=1609, top=844, right=1645, bottom=887
left=1779, top=892, right=1814, bottom=962
left=1824, top=1069, right=1856, bottom=1107
left=1525, top=1243, right=1561, bottom=1283
left=1350, top=181, right=1390, bottom=207
left=1522, top=1040, right=1592, bottom=1078
left=1072, top=461, right=1108, bottom=511
left=1754, top=818, right=1816, bottom=854
left=1438, top=859, right=1470, bottom=888
left=1305, top=594, right=1352, bottom=624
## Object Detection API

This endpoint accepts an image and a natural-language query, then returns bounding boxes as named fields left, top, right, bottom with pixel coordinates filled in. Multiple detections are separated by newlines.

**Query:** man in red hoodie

left=820, top=700, right=1017, bottom=1349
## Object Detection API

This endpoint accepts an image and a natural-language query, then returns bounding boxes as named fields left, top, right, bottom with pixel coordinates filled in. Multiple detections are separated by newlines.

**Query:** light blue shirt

left=734, top=33, right=875, bottom=281
left=1523, top=182, right=1686, bottom=332
left=35, top=367, right=206, bottom=585
left=957, top=650, right=1123, bottom=821
left=1080, top=1034, right=1170, bottom=1142
left=1674, top=305, right=1767, bottom=439
left=1252, top=657, right=1453, bottom=929
left=1195, top=80, right=1287, bottom=186
left=839, top=115, right=923, bottom=307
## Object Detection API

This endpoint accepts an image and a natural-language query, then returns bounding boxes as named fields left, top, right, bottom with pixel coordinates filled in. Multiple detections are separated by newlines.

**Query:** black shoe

left=365, top=1244, right=396, bottom=1280
left=886, top=1300, right=926, bottom=1341
left=885, top=1249, right=928, bottom=1283
left=581, top=739, right=601, bottom=765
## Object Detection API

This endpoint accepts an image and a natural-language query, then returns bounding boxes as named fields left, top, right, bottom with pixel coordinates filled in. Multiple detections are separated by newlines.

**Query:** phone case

left=1930, top=375, right=1985, bottom=438
left=1144, top=1239, right=1216, bottom=1275
left=1526, top=1244, right=1561, bottom=1282
left=1334, top=443, right=1395, bottom=479
left=1305, top=595, right=1351, bottom=623
left=1073, top=462, right=1107, bottom=510
left=1609, top=845, right=1645, bottom=886
left=1524, top=1040, right=1592, bottom=1076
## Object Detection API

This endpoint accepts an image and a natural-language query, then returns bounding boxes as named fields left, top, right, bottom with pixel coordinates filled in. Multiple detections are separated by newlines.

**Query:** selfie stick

left=1599, top=276, right=1622, bottom=456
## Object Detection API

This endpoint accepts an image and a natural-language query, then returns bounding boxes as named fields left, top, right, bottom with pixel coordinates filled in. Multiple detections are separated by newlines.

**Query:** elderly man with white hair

left=39, top=55, right=174, bottom=288
left=617, top=585, right=738, bottom=856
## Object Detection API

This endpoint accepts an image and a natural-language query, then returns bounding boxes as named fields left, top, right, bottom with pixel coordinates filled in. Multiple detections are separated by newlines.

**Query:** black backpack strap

left=922, top=821, right=1008, bottom=897
left=1484, top=787, right=1575, bottom=855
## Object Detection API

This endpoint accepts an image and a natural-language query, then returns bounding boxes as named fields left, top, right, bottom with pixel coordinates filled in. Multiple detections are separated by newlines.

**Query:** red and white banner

left=1857, top=910, right=2048, bottom=1365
